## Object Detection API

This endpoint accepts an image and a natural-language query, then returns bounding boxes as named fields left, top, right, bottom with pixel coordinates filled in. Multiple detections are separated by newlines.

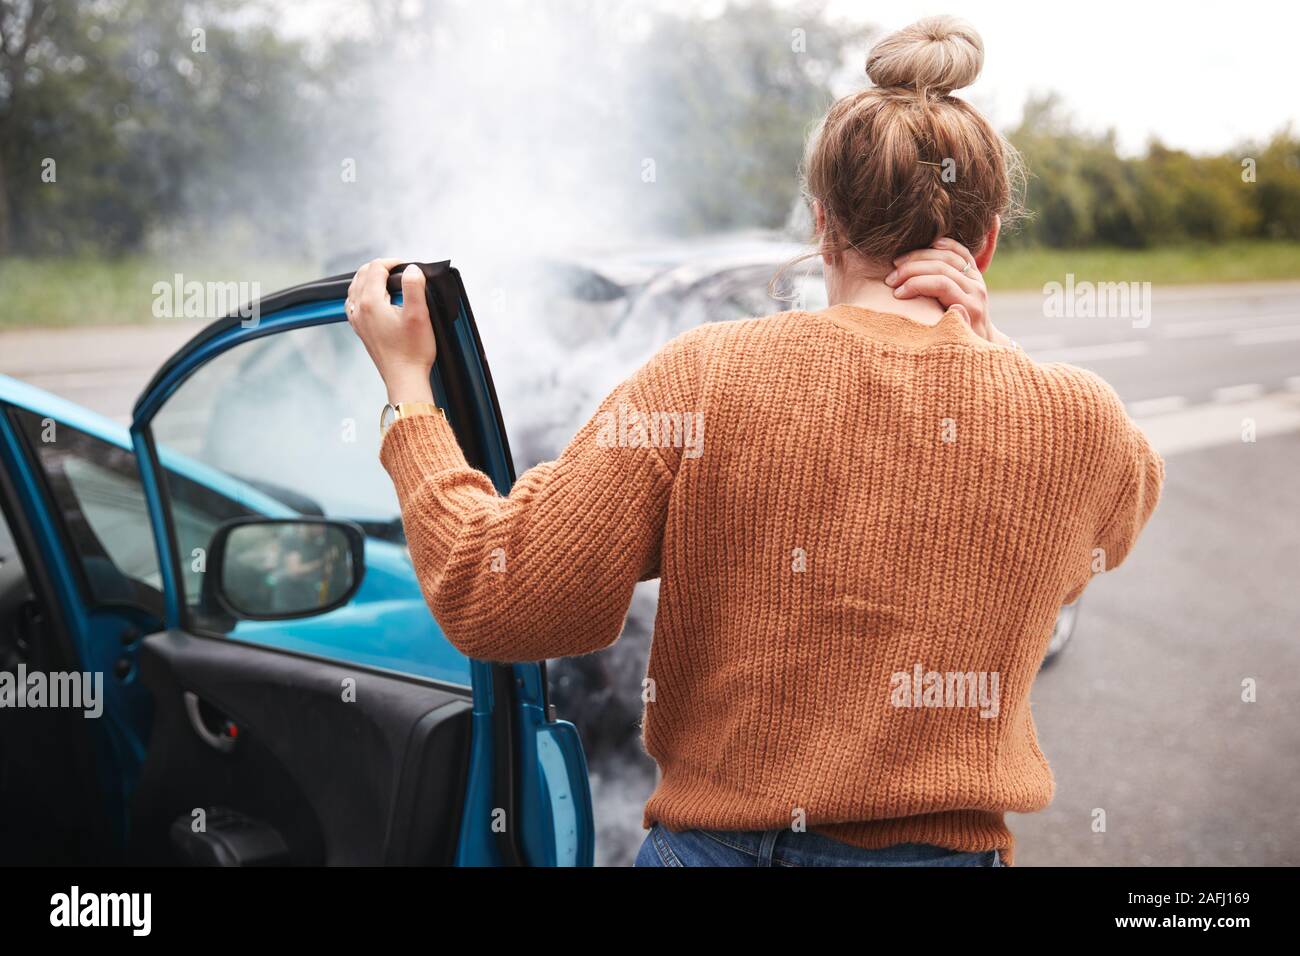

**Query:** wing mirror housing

left=205, top=518, right=366, bottom=621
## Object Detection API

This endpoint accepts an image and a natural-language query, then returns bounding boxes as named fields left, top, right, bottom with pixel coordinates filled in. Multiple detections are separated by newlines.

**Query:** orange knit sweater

left=380, top=304, right=1164, bottom=865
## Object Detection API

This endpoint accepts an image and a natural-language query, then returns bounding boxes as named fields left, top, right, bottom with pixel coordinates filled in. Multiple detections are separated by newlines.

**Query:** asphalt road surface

left=992, top=282, right=1300, bottom=866
left=2, top=280, right=1298, bottom=865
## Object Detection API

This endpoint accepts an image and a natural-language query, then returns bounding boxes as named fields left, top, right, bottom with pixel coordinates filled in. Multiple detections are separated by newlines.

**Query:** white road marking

left=1127, top=395, right=1187, bottom=417
left=1016, top=334, right=1067, bottom=351
left=1134, top=392, right=1300, bottom=456
left=1164, top=312, right=1300, bottom=338
left=1212, top=383, right=1265, bottom=403
left=1034, top=341, right=1149, bottom=364
left=1232, top=325, right=1300, bottom=345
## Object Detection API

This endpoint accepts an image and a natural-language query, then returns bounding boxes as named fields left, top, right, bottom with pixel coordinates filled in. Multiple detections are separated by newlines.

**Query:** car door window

left=147, top=320, right=470, bottom=686
left=10, top=408, right=163, bottom=616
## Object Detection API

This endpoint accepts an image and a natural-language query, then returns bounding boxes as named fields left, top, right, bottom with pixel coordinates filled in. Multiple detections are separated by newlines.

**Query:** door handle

left=183, top=691, right=238, bottom=754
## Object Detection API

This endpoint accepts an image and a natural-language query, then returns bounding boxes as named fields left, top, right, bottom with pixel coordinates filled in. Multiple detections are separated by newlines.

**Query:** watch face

left=380, top=404, right=397, bottom=431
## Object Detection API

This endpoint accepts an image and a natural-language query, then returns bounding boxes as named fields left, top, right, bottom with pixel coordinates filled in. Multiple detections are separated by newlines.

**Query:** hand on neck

left=827, top=269, right=949, bottom=327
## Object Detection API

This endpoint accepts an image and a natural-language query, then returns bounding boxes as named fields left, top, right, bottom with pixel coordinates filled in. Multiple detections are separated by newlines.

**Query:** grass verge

left=986, top=240, right=1300, bottom=290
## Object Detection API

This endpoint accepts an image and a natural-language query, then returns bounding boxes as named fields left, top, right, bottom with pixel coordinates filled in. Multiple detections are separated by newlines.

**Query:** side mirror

left=207, top=518, right=366, bottom=621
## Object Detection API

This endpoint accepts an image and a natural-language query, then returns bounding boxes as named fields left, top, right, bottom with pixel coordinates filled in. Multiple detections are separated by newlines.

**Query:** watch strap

left=381, top=401, right=446, bottom=435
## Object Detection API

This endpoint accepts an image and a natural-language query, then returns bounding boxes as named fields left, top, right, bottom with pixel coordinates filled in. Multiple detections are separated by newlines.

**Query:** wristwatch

left=380, top=401, right=445, bottom=436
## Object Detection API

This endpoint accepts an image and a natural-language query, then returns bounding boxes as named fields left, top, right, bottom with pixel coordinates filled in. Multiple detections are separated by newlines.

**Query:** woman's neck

left=823, top=256, right=949, bottom=326
left=828, top=276, right=948, bottom=326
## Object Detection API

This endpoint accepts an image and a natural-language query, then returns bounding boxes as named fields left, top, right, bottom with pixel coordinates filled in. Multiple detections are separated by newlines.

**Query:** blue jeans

left=635, top=824, right=1003, bottom=867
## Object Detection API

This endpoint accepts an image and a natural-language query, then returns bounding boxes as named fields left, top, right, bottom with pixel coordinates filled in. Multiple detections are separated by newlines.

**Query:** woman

left=346, top=16, right=1163, bottom=867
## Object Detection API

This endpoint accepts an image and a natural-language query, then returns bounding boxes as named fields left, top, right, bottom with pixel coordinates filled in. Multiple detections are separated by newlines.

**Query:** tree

left=627, top=0, right=872, bottom=235
left=0, top=0, right=55, bottom=254
left=0, top=0, right=320, bottom=257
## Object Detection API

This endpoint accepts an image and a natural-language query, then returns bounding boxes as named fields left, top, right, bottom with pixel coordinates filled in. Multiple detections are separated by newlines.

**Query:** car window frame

left=6, top=406, right=166, bottom=622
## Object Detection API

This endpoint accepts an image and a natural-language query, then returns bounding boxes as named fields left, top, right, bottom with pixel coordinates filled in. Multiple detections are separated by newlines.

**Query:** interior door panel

left=0, top=489, right=111, bottom=864
left=129, top=630, right=471, bottom=865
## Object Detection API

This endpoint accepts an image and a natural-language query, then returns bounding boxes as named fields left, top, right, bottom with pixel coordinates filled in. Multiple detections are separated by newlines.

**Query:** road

left=0, top=321, right=205, bottom=424
left=2, top=280, right=1298, bottom=865
left=989, top=282, right=1300, bottom=866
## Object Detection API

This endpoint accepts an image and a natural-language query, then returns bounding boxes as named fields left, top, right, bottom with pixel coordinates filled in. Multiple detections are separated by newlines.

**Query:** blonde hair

left=801, top=15, right=1023, bottom=267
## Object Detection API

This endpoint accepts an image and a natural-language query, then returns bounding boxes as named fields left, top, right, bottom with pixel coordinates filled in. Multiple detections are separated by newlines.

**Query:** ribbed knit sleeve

left=379, top=329, right=704, bottom=662
left=1081, top=374, right=1166, bottom=572
left=1095, top=418, right=1165, bottom=572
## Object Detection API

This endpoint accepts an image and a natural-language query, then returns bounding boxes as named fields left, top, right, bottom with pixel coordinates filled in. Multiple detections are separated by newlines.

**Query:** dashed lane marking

left=1134, top=392, right=1300, bottom=456
left=1232, top=325, right=1300, bottom=346
left=1033, top=342, right=1149, bottom=364
left=1127, top=396, right=1187, bottom=417
left=1212, top=383, right=1266, bottom=403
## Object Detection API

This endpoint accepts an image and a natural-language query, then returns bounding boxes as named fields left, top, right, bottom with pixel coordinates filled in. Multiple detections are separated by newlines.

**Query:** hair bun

left=865, top=16, right=984, bottom=96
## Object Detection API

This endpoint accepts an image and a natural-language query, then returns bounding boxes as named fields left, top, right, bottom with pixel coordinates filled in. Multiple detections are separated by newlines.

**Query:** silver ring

left=346, top=300, right=356, bottom=316
left=962, top=260, right=975, bottom=277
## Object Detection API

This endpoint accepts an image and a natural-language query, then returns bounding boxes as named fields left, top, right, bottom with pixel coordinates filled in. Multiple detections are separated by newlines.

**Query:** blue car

left=0, top=262, right=593, bottom=865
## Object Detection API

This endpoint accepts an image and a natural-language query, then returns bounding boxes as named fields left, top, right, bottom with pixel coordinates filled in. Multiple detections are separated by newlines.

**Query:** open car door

left=125, top=261, right=593, bottom=865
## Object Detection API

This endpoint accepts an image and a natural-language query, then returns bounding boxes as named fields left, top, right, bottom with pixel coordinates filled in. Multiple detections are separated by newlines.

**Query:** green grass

left=985, top=240, right=1300, bottom=291
left=3, top=241, right=1299, bottom=329
left=0, top=255, right=316, bottom=330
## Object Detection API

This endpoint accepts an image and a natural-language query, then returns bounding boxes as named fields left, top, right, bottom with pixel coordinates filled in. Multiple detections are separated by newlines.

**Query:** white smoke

left=295, top=0, right=672, bottom=443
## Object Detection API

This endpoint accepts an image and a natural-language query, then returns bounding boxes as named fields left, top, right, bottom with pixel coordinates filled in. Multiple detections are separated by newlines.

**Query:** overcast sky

left=284, top=0, right=1299, bottom=156
left=839, top=0, right=1299, bottom=154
